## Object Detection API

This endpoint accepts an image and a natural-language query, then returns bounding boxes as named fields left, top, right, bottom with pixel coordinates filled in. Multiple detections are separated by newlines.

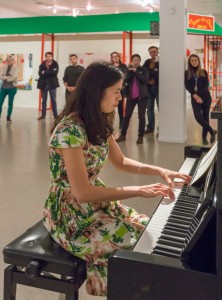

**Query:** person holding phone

left=115, top=54, right=149, bottom=144
left=185, top=54, right=217, bottom=145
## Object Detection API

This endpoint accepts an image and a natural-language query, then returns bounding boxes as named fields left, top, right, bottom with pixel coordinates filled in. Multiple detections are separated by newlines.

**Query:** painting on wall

left=0, top=53, right=33, bottom=90
left=75, top=53, right=110, bottom=68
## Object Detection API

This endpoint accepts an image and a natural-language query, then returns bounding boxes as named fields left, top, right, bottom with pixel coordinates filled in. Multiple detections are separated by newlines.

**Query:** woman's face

left=189, top=56, right=199, bottom=68
left=100, top=79, right=123, bottom=113
left=131, top=56, right=141, bottom=68
left=111, top=53, right=120, bottom=64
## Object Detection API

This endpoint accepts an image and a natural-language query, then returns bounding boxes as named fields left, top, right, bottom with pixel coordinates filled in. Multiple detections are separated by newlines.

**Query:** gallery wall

left=0, top=33, right=203, bottom=111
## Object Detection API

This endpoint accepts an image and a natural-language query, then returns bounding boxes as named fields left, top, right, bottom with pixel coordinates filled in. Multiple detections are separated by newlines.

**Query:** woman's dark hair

left=53, top=60, right=123, bottom=145
left=131, top=54, right=141, bottom=61
left=186, top=54, right=206, bottom=79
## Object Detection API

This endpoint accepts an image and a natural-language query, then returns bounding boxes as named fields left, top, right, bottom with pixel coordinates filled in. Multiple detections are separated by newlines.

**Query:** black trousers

left=117, top=98, right=124, bottom=127
left=121, top=97, right=148, bottom=137
left=191, top=96, right=214, bottom=139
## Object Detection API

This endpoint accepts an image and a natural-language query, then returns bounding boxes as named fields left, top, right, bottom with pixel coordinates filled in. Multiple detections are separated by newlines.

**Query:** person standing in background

left=110, top=51, right=128, bottom=128
left=143, top=46, right=159, bottom=135
left=0, top=55, right=18, bottom=123
left=115, top=54, right=149, bottom=144
left=185, top=54, right=217, bottom=145
left=63, top=54, right=85, bottom=104
left=37, top=51, right=59, bottom=120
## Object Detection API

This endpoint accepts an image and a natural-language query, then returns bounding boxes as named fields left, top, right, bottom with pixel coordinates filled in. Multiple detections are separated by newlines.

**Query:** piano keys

left=133, top=157, right=199, bottom=256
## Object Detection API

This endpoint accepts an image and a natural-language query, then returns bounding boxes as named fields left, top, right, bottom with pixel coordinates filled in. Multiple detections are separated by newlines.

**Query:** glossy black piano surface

left=108, top=119, right=222, bottom=300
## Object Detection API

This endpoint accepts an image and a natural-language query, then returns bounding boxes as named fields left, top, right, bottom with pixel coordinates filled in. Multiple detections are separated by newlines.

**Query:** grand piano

left=108, top=100, right=222, bottom=300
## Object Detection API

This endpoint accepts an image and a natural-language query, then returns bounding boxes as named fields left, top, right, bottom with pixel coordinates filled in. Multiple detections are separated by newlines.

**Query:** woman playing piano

left=185, top=54, right=217, bottom=145
left=43, top=61, right=191, bottom=297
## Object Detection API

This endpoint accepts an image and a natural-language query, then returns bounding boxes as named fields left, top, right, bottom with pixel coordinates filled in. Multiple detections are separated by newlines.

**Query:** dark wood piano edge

left=108, top=249, right=217, bottom=276
left=108, top=249, right=218, bottom=300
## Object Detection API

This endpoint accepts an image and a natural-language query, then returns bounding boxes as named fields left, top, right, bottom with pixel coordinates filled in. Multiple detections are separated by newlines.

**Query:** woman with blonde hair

left=185, top=54, right=217, bottom=145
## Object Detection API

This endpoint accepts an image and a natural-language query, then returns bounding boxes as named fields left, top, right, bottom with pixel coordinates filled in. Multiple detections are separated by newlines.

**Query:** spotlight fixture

left=72, top=9, right=79, bottom=17
left=86, top=4, right=92, bottom=11
left=141, top=0, right=149, bottom=7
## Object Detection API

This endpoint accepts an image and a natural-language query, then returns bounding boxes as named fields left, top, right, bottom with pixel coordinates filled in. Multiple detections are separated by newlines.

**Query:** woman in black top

left=110, top=52, right=128, bottom=128
left=185, top=54, right=217, bottom=145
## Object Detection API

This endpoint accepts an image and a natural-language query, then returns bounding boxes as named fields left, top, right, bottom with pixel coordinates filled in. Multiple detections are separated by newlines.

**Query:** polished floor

left=0, top=102, right=217, bottom=299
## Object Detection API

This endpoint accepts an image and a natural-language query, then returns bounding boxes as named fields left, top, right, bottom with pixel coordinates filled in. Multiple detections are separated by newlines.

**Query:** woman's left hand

left=159, top=168, right=192, bottom=188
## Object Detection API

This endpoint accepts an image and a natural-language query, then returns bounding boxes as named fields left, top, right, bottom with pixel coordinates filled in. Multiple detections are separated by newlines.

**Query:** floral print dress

left=43, top=116, right=149, bottom=296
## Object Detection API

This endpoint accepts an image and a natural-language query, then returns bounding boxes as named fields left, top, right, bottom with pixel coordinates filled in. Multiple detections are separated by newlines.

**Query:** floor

left=0, top=102, right=217, bottom=300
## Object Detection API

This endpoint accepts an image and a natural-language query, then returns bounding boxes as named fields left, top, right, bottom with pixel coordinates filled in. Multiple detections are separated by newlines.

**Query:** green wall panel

left=0, top=12, right=221, bottom=36
left=0, top=12, right=159, bottom=35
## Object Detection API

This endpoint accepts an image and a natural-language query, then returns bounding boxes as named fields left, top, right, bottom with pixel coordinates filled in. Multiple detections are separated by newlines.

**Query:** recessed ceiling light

left=141, top=0, right=149, bottom=7
left=72, top=9, right=79, bottom=17
left=86, top=4, right=92, bottom=11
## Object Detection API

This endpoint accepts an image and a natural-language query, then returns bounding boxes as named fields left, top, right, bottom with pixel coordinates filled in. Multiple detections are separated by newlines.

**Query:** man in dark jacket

left=116, top=54, right=149, bottom=144
left=37, top=51, right=59, bottom=120
left=142, top=46, right=159, bottom=134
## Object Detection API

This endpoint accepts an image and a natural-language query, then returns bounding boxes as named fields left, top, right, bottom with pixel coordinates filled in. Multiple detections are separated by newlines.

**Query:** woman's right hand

left=193, top=93, right=203, bottom=104
left=139, top=183, right=175, bottom=199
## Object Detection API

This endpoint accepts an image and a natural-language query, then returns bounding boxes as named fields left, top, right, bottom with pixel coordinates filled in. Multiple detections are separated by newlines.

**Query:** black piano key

left=154, top=244, right=182, bottom=254
left=156, top=238, right=184, bottom=248
left=152, top=248, right=181, bottom=258
left=167, top=217, right=191, bottom=226
left=174, top=203, right=197, bottom=211
left=162, top=228, right=187, bottom=238
left=160, top=233, right=186, bottom=242
left=168, top=213, right=193, bottom=221
left=173, top=208, right=195, bottom=216
left=164, top=224, right=188, bottom=234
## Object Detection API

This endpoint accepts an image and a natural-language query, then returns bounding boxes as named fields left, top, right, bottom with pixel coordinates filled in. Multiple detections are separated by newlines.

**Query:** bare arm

left=59, top=146, right=174, bottom=204
left=108, top=135, right=191, bottom=186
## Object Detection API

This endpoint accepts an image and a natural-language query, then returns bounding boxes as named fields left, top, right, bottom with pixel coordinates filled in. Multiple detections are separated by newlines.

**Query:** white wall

left=0, top=33, right=203, bottom=110
left=0, top=33, right=159, bottom=110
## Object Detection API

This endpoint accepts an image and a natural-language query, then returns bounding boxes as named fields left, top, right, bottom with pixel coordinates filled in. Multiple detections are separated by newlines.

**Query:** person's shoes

left=115, top=135, right=126, bottom=142
left=136, top=136, right=143, bottom=144
left=144, top=128, right=154, bottom=134
left=202, top=138, right=209, bottom=145
left=210, top=130, right=217, bottom=144
left=7, top=117, right=12, bottom=123
left=37, top=116, right=45, bottom=120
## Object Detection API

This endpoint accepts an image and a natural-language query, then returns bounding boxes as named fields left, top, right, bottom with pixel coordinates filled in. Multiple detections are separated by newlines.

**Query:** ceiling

left=0, top=0, right=222, bottom=24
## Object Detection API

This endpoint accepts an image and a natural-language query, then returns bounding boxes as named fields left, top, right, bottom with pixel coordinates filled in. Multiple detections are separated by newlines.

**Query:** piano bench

left=3, top=220, right=86, bottom=300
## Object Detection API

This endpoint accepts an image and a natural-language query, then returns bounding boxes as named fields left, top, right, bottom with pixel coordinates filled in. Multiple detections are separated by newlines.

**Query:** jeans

left=121, top=97, right=147, bottom=137
left=191, top=96, right=214, bottom=139
left=0, top=87, right=17, bottom=118
left=41, top=85, right=58, bottom=118
left=146, top=85, right=159, bottom=131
